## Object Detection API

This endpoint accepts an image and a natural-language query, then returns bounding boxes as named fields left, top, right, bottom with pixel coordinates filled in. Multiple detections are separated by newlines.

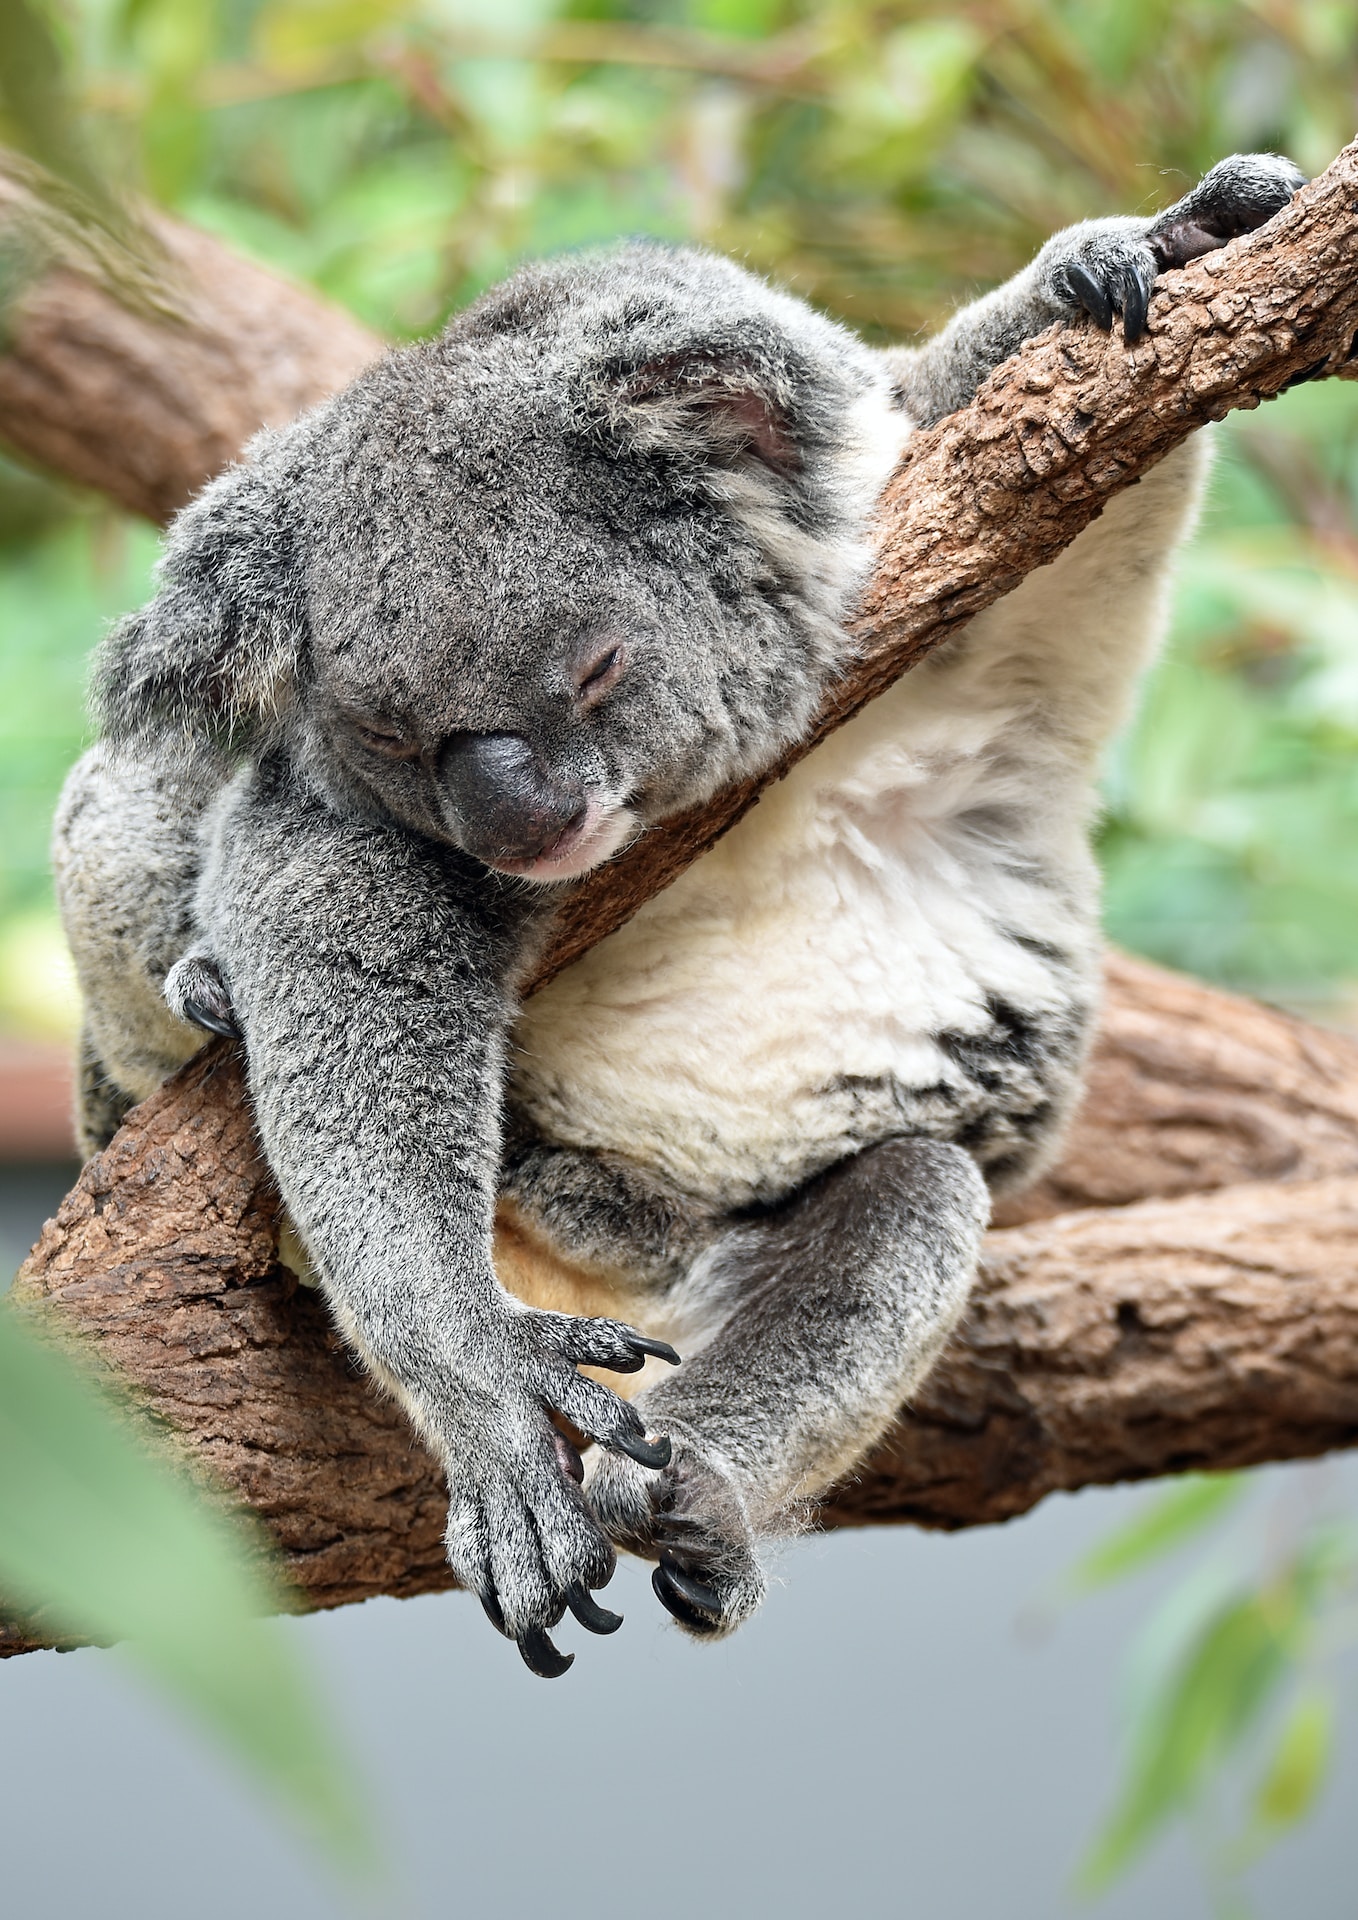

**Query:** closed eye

left=352, top=720, right=420, bottom=759
left=574, top=645, right=625, bottom=706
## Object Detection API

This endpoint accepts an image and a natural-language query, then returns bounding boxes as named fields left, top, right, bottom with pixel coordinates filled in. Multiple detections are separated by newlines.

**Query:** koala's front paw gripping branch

left=6, top=144, right=1358, bottom=1653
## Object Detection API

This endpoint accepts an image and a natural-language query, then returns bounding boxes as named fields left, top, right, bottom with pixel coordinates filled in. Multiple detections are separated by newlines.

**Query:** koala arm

left=195, top=758, right=677, bottom=1673
left=887, top=152, right=1305, bottom=427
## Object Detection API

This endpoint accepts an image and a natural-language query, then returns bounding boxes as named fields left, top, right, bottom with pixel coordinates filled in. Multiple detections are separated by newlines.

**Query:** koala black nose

left=439, top=732, right=587, bottom=865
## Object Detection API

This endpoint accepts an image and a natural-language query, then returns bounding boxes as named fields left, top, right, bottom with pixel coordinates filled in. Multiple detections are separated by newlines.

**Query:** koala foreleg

left=889, top=151, right=1305, bottom=427
left=588, top=1137, right=988, bottom=1637
left=195, top=759, right=682, bottom=1676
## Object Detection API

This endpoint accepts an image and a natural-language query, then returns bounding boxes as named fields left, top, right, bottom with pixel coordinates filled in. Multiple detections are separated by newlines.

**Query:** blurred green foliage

left=0, top=1299, right=379, bottom=1879
left=1068, top=1471, right=1358, bottom=1912
left=0, top=0, right=1355, bottom=1900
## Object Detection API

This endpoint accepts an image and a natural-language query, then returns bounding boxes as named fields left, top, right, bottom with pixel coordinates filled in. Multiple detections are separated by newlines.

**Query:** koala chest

left=508, top=671, right=1101, bottom=1212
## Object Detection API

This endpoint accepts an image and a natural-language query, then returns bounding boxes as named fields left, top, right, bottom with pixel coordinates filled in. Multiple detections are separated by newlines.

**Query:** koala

left=54, top=153, right=1304, bottom=1677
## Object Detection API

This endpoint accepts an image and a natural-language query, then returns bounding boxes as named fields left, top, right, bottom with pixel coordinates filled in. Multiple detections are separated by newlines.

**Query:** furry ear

left=604, top=354, right=803, bottom=476
left=93, top=432, right=306, bottom=757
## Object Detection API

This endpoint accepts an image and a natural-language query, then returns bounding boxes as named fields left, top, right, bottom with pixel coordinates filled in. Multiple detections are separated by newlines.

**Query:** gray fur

left=55, top=154, right=1303, bottom=1671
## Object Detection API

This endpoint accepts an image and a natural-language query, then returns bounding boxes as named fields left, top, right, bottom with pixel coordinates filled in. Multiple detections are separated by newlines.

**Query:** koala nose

left=439, top=732, right=587, bottom=865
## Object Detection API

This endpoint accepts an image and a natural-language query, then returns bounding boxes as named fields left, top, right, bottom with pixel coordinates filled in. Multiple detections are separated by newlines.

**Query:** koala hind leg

left=588, top=1137, right=988, bottom=1638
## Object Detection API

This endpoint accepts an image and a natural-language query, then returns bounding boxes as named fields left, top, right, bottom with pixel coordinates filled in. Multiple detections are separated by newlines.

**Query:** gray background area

left=2, top=1165, right=1353, bottom=1920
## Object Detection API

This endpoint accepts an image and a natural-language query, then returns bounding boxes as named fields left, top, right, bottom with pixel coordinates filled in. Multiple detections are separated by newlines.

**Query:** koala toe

left=1045, top=222, right=1159, bottom=345
left=588, top=1429, right=768, bottom=1641
left=446, top=1449, right=618, bottom=1680
left=164, top=952, right=240, bottom=1039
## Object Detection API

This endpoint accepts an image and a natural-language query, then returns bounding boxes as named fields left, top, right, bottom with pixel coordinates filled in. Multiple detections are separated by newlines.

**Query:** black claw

left=657, top=1553, right=722, bottom=1618
left=182, top=997, right=241, bottom=1040
left=566, top=1583, right=623, bottom=1635
left=1065, top=262, right=1113, bottom=330
left=614, top=1430, right=672, bottom=1470
left=480, top=1591, right=509, bottom=1637
left=628, top=1334, right=681, bottom=1367
left=518, top=1626, right=574, bottom=1679
left=652, top=1563, right=722, bottom=1636
left=1122, top=263, right=1150, bottom=345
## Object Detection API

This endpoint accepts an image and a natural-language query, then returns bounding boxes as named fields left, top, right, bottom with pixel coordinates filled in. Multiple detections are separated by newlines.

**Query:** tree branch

left=5, top=143, right=1358, bottom=1649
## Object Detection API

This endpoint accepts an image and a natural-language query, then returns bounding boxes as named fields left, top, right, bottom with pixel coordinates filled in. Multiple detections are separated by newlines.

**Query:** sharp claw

left=481, top=1591, right=509, bottom=1637
left=1122, top=263, right=1150, bottom=345
left=518, top=1627, right=575, bottom=1679
left=652, top=1563, right=722, bottom=1636
left=182, top=997, right=241, bottom=1040
left=566, top=1582, right=623, bottom=1635
left=1065, top=262, right=1112, bottom=330
left=614, top=1430, right=672, bottom=1470
left=628, top=1334, right=681, bottom=1367
left=657, top=1553, right=722, bottom=1618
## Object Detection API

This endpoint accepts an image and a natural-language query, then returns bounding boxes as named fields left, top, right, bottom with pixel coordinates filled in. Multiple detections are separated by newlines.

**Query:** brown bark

left=5, top=143, right=1358, bottom=1649
left=0, top=184, right=379, bottom=522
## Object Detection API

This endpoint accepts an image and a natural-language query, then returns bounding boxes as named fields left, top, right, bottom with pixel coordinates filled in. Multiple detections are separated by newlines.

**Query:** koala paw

left=444, top=1308, right=680, bottom=1678
left=1042, top=152, right=1304, bottom=348
left=589, top=1426, right=767, bottom=1640
left=164, top=953, right=241, bottom=1040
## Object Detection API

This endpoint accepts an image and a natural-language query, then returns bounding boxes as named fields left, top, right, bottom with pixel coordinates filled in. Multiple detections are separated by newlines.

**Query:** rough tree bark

left=4, top=142, right=1358, bottom=1651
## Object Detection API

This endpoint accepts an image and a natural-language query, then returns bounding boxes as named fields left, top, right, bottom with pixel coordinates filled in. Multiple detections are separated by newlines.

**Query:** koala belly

left=508, top=663, right=1102, bottom=1226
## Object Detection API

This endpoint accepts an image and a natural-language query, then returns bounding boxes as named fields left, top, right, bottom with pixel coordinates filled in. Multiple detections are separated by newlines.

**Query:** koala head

left=96, top=243, right=902, bottom=881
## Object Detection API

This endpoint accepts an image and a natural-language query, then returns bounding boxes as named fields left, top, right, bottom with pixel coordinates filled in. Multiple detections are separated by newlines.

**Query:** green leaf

left=1255, top=1690, right=1333, bottom=1832
left=0, top=1304, right=379, bottom=1880
left=1079, top=1589, right=1297, bottom=1891
left=1068, top=1474, right=1246, bottom=1594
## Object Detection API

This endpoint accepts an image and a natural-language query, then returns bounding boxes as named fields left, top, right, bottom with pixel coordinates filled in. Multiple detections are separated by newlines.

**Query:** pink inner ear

left=711, top=384, right=801, bottom=474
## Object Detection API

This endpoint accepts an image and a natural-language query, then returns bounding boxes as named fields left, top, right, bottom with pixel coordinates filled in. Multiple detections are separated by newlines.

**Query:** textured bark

left=0, top=183, right=379, bottom=522
left=7, top=953, right=1358, bottom=1656
left=5, top=142, right=1358, bottom=1650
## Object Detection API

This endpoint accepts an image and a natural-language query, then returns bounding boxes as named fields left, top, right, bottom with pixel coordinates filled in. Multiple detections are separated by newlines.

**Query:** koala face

left=98, top=244, right=897, bottom=882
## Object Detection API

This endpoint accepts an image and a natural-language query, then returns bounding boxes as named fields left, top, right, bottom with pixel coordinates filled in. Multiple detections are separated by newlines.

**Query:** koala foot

left=1044, top=151, right=1304, bottom=346
left=164, top=953, right=241, bottom=1039
left=589, top=1427, right=768, bottom=1640
left=444, top=1308, right=680, bottom=1678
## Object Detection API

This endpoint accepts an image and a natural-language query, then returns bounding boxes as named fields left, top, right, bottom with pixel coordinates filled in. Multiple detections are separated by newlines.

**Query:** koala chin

left=55, top=153, right=1304, bottom=1676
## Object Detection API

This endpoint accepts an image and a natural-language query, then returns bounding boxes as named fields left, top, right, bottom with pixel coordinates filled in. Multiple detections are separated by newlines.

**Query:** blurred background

left=2, top=0, right=1358, bottom=1914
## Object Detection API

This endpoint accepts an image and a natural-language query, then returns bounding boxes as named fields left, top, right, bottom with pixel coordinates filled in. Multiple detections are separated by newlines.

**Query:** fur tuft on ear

left=606, top=354, right=803, bottom=475
left=92, top=429, right=306, bottom=759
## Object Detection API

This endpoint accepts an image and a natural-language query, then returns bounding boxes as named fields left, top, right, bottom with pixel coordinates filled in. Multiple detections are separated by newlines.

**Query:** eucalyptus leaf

left=0, top=1305, right=379, bottom=1880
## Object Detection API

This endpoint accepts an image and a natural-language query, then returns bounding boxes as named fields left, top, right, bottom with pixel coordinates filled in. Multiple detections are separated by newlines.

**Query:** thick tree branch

left=8, top=956, right=1358, bottom=1658
left=4, top=144, right=1358, bottom=1649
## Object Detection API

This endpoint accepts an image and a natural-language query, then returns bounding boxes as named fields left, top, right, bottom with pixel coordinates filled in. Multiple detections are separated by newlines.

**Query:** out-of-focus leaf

left=0, top=0, right=112, bottom=213
left=0, top=1304, right=378, bottom=1879
left=1079, top=1587, right=1300, bottom=1890
left=1068, top=1474, right=1246, bottom=1594
left=1254, top=1690, right=1333, bottom=1833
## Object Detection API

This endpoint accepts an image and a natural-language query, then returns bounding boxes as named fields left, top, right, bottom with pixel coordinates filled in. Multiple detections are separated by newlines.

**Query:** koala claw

left=565, top=1582, right=623, bottom=1635
left=1121, top=261, right=1150, bottom=345
left=1063, top=262, right=1112, bottom=331
left=519, top=1625, right=575, bottom=1680
left=165, top=954, right=241, bottom=1039
left=653, top=1555, right=723, bottom=1632
left=627, top=1334, right=682, bottom=1368
left=614, top=1430, right=673, bottom=1470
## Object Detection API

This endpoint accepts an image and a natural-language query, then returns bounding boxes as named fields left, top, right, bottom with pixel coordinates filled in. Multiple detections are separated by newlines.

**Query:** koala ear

left=93, top=435, right=305, bottom=757
left=603, top=354, right=802, bottom=477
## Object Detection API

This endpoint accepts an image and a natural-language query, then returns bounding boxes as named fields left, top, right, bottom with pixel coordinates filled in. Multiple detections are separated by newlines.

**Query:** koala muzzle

left=439, top=731, right=587, bottom=866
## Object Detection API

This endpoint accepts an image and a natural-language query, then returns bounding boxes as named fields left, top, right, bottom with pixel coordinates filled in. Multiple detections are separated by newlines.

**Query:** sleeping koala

left=55, top=153, right=1303, bottom=1676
